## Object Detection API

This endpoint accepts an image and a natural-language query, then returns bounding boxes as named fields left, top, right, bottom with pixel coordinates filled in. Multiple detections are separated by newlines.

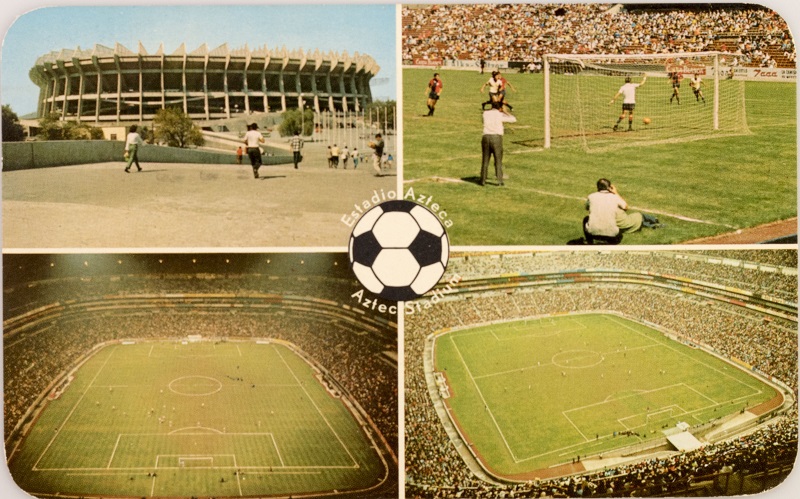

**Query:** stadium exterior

left=29, top=42, right=379, bottom=123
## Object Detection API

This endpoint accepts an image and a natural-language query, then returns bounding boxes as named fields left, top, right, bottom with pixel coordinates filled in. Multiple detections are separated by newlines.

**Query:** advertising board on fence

left=728, top=66, right=797, bottom=82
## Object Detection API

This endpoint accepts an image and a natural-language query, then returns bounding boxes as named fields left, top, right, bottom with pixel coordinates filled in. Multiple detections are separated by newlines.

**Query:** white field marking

left=233, top=455, right=243, bottom=497
left=585, top=384, right=685, bottom=409
left=513, top=386, right=760, bottom=465
left=685, top=383, right=720, bottom=405
left=509, top=317, right=583, bottom=332
left=39, top=464, right=363, bottom=472
left=272, top=345, right=358, bottom=467
left=148, top=344, right=154, bottom=357
left=617, top=404, right=685, bottom=430
left=168, top=426, right=224, bottom=435
left=561, top=411, right=591, bottom=442
left=167, top=375, right=223, bottom=396
left=551, top=350, right=604, bottom=369
left=406, top=177, right=736, bottom=228
left=244, top=470, right=322, bottom=475
left=237, top=344, right=242, bottom=357
left=64, top=471, right=149, bottom=476
left=270, top=433, right=286, bottom=467
left=107, top=434, right=123, bottom=468
left=598, top=343, right=661, bottom=361
left=473, top=360, right=553, bottom=380
left=33, top=346, right=117, bottom=471
left=494, top=325, right=586, bottom=341
left=150, top=472, right=157, bottom=497
left=450, top=335, right=519, bottom=462
left=606, top=315, right=763, bottom=394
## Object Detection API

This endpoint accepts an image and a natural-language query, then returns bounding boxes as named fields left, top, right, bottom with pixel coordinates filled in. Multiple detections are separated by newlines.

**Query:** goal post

left=543, top=51, right=748, bottom=151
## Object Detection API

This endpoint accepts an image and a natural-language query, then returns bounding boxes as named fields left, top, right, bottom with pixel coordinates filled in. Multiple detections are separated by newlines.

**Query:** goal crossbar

left=542, top=51, right=741, bottom=150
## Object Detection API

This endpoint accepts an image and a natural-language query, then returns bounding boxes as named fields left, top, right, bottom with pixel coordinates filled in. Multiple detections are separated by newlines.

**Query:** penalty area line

left=403, top=178, right=736, bottom=229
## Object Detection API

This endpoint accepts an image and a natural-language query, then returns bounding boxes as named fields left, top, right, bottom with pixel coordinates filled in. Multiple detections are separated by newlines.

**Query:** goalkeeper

left=609, top=75, right=646, bottom=132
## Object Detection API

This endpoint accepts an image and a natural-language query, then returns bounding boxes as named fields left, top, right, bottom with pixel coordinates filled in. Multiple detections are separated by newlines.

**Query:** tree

left=62, top=121, right=104, bottom=140
left=153, top=107, right=204, bottom=148
left=35, top=113, right=105, bottom=141
left=38, top=113, right=64, bottom=140
left=2, top=105, right=25, bottom=142
left=278, top=107, right=314, bottom=137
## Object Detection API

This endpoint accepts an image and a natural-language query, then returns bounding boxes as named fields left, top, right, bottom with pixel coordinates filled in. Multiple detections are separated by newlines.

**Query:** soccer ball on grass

left=643, top=117, right=651, bottom=125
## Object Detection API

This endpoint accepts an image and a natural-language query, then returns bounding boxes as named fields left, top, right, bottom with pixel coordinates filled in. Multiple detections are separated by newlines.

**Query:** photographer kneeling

left=583, top=178, right=645, bottom=245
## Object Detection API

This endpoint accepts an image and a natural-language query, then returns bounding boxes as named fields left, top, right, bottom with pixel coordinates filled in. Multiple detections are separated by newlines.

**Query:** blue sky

left=1, top=4, right=397, bottom=116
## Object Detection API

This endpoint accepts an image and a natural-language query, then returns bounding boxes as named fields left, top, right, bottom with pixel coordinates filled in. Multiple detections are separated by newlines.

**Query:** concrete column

left=182, top=55, right=188, bottom=115
left=95, top=73, right=102, bottom=121
left=160, top=55, right=166, bottom=112
left=310, top=71, right=321, bottom=113
left=262, top=68, right=268, bottom=112
left=325, top=72, right=334, bottom=112
left=278, top=70, right=286, bottom=112
left=62, top=73, right=70, bottom=120
left=116, top=71, right=122, bottom=121
left=138, top=59, right=144, bottom=121
left=224, top=55, right=231, bottom=118
left=203, top=55, right=210, bottom=120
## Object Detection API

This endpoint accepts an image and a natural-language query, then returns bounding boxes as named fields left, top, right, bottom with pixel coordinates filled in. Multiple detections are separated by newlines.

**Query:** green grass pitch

left=7, top=341, right=388, bottom=497
left=403, top=68, right=796, bottom=245
left=433, top=314, right=778, bottom=477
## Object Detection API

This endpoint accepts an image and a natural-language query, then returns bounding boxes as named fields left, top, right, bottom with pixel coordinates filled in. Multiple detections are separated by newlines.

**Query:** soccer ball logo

left=349, top=200, right=449, bottom=301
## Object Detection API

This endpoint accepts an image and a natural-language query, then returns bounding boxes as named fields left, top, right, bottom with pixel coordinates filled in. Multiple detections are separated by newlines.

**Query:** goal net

left=543, top=52, right=749, bottom=152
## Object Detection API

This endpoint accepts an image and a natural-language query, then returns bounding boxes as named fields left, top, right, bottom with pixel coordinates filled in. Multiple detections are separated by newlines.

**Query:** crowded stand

left=402, top=4, right=795, bottom=69
left=406, top=251, right=797, bottom=498
left=3, top=256, right=398, bottom=470
left=446, top=250, right=798, bottom=301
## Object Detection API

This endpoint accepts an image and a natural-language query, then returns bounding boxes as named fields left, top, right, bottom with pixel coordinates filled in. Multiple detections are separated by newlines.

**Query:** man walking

left=243, top=123, right=265, bottom=178
left=289, top=130, right=303, bottom=169
left=369, top=134, right=385, bottom=176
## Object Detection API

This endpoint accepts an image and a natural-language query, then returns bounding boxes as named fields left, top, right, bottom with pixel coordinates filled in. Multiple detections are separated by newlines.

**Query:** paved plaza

left=3, top=152, right=396, bottom=249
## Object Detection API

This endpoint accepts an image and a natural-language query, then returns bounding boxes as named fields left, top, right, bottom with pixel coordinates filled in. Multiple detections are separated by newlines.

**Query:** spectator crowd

left=403, top=4, right=795, bottom=69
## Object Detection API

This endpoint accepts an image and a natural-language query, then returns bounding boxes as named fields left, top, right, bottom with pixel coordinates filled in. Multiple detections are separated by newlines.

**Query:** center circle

left=168, top=375, right=223, bottom=396
left=551, top=350, right=604, bottom=369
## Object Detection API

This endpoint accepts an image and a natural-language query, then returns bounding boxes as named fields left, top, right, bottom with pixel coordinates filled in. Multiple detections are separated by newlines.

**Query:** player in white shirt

left=690, top=74, right=706, bottom=104
left=243, top=123, right=265, bottom=178
left=609, top=75, right=647, bottom=132
left=480, top=101, right=517, bottom=186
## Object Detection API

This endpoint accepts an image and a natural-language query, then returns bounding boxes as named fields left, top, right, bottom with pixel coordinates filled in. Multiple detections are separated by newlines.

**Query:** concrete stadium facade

left=30, top=42, right=379, bottom=123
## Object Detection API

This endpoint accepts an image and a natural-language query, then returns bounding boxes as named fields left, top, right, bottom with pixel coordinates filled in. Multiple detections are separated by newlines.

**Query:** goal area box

left=543, top=51, right=749, bottom=151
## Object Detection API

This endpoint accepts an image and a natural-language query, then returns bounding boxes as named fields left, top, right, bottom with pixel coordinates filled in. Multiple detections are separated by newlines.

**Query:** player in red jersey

left=426, top=73, right=443, bottom=116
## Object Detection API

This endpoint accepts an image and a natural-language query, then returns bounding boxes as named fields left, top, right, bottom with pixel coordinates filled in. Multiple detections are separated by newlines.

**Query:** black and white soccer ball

left=349, top=200, right=449, bottom=301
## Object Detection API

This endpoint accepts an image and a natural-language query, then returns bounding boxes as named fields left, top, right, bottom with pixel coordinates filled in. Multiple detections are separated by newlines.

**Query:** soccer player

left=690, top=73, right=706, bottom=104
left=669, top=72, right=683, bottom=105
left=425, top=73, right=443, bottom=116
left=480, top=71, right=503, bottom=110
left=609, top=75, right=646, bottom=132
left=497, top=71, right=516, bottom=111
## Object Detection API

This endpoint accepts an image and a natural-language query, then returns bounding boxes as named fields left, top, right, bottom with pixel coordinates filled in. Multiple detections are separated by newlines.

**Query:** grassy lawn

left=403, top=69, right=796, bottom=245
left=8, top=341, right=386, bottom=497
left=433, top=314, right=777, bottom=476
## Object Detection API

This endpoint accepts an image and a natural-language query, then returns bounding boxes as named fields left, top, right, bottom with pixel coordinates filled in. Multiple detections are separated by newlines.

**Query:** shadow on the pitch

left=130, top=169, right=169, bottom=174
left=256, top=175, right=287, bottom=180
left=461, top=176, right=485, bottom=186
